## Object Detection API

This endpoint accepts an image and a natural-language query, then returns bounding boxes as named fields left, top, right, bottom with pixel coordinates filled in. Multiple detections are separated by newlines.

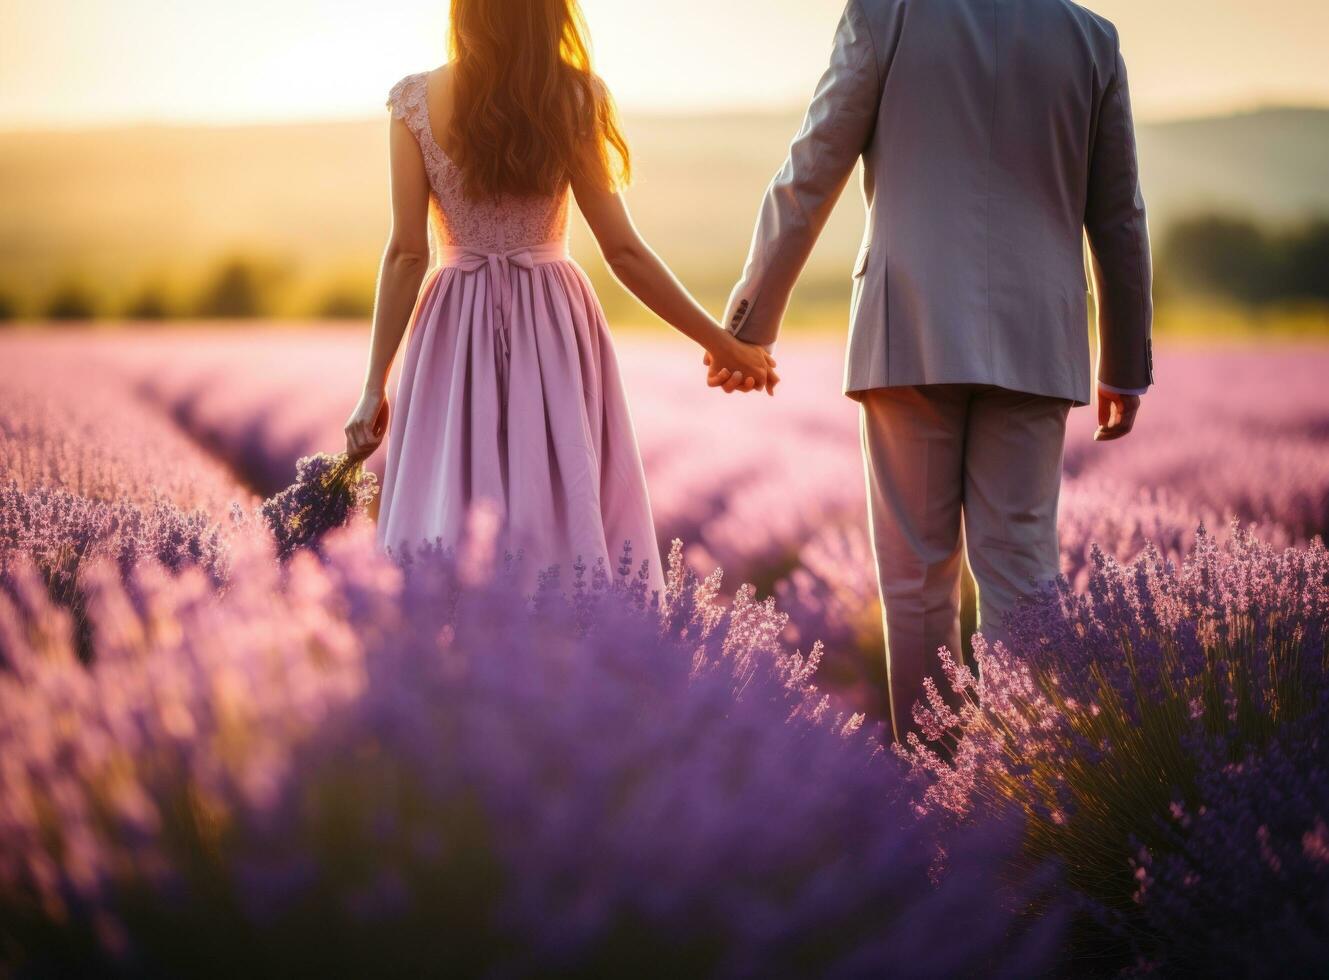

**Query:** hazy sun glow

left=1, top=0, right=1327, bottom=128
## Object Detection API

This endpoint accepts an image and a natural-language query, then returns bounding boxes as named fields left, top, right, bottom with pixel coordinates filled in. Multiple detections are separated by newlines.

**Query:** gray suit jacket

left=724, top=0, right=1154, bottom=405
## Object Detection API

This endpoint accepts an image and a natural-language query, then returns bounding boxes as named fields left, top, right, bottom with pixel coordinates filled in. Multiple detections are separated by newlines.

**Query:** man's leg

left=860, top=386, right=969, bottom=743
left=962, top=387, right=1072, bottom=649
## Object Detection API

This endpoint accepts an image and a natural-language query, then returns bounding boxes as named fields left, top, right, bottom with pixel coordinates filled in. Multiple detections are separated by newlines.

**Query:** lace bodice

left=386, top=72, right=570, bottom=253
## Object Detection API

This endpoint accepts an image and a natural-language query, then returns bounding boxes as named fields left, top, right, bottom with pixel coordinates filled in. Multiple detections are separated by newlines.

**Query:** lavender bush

left=772, top=484, right=1306, bottom=722
left=898, top=526, right=1329, bottom=972
left=5, top=331, right=1329, bottom=974
left=776, top=523, right=890, bottom=720
left=0, top=340, right=248, bottom=516
left=0, top=482, right=232, bottom=599
left=1, top=453, right=377, bottom=658
left=0, top=518, right=1063, bottom=978
left=1130, top=737, right=1329, bottom=976
left=0, top=481, right=235, bottom=664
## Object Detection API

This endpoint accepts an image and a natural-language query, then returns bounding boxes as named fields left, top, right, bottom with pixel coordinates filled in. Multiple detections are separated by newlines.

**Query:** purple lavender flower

left=0, top=480, right=234, bottom=663
left=6, top=327, right=1329, bottom=976
left=1130, top=737, right=1329, bottom=976
left=0, top=522, right=1061, bottom=978
left=0, top=340, right=249, bottom=517
left=898, top=525, right=1329, bottom=972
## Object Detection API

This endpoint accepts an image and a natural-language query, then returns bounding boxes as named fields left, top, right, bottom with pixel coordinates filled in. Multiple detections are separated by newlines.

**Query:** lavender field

left=3, top=327, right=1329, bottom=977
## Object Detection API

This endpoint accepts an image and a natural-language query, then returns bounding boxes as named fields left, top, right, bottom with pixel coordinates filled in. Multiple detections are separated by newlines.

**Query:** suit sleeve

left=724, top=0, right=882, bottom=346
left=1085, top=41, right=1154, bottom=392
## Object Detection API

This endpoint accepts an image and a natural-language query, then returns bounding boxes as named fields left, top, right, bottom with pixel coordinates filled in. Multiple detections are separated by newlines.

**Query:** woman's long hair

left=447, top=0, right=631, bottom=199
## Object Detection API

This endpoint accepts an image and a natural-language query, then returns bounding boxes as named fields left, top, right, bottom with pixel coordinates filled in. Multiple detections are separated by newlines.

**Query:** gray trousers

left=860, top=385, right=1072, bottom=742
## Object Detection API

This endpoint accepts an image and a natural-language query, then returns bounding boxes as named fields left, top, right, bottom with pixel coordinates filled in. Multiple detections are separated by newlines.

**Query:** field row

left=2, top=329, right=1328, bottom=974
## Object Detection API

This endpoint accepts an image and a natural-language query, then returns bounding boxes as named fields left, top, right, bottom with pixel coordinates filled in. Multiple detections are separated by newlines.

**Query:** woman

left=344, top=0, right=776, bottom=595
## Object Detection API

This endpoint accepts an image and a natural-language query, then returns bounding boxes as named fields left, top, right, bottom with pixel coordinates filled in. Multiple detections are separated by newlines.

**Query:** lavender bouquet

left=260, top=452, right=378, bottom=560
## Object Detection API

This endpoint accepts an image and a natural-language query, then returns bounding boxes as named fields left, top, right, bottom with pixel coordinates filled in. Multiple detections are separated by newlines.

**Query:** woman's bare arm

left=572, top=162, right=778, bottom=395
left=345, top=115, right=432, bottom=461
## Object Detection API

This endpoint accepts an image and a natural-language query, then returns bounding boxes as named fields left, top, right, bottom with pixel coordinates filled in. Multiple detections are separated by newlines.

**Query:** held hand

left=1094, top=384, right=1140, bottom=442
left=703, top=338, right=780, bottom=396
left=344, top=390, right=390, bottom=462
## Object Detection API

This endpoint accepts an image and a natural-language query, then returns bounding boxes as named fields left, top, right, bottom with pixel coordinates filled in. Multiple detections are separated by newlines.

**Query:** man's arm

left=722, top=0, right=883, bottom=348
left=1085, top=36, right=1154, bottom=396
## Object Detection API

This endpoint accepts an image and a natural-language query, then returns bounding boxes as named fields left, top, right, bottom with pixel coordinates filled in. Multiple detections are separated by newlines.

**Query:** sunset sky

left=2, top=0, right=1327, bottom=128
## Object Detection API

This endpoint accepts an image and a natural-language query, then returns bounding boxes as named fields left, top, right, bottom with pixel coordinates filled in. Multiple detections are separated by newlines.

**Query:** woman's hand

left=704, top=336, right=780, bottom=395
left=344, top=390, right=390, bottom=462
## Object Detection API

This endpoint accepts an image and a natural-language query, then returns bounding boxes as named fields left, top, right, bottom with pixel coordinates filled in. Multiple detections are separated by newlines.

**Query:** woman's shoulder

left=386, top=71, right=426, bottom=117
left=388, top=65, right=459, bottom=113
left=386, top=65, right=453, bottom=115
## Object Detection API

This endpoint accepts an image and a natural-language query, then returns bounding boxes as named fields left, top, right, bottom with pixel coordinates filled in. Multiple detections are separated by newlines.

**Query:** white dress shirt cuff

left=1098, top=381, right=1150, bottom=396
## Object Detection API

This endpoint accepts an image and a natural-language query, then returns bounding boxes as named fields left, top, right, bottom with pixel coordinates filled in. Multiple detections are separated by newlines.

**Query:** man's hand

left=703, top=338, right=780, bottom=396
left=1094, top=384, right=1141, bottom=441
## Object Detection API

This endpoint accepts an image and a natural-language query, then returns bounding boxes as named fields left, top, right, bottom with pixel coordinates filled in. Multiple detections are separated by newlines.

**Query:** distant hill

left=1, top=107, right=1326, bottom=317
left=1137, top=108, right=1329, bottom=225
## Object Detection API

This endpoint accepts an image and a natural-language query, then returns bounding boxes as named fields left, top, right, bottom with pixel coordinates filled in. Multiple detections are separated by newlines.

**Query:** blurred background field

left=1, top=107, right=1327, bottom=331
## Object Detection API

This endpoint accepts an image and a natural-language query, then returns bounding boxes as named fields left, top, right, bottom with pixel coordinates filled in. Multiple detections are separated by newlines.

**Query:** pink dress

left=377, top=72, right=663, bottom=596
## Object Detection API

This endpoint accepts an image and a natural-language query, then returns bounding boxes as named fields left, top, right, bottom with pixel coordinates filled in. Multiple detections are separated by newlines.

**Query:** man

left=709, top=0, right=1153, bottom=742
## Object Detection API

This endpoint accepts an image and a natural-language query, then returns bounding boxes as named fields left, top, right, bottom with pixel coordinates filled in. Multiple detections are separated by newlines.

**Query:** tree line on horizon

left=1161, top=214, right=1329, bottom=306
left=1, top=211, right=1327, bottom=328
left=0, top=256, right=373, bottom=325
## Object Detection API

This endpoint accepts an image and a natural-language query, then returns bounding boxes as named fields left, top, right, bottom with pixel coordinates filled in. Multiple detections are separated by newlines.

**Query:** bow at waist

left=436, top=242, right=570, bottom=272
